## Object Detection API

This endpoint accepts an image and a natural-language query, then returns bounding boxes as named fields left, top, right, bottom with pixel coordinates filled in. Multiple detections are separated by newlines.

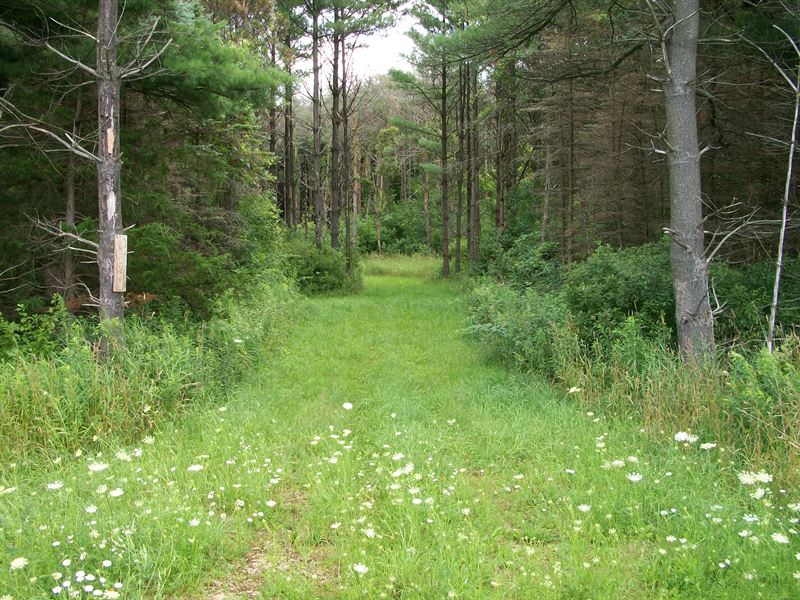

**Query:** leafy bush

left=285, top=235, right=361, bottom=295
left=487, top=234, right=563, bottom=292
left=466, top=281, right=568, bottom=376
left=564, top=240, right=675, bottom=344
left=562, top=238, right=800, bottom=347
left=0, top=298, right=69, bottom=359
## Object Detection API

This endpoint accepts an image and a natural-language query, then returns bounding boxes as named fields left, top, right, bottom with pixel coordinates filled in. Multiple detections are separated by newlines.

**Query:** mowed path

left=197, top=258, right=774, bottom=599
left=2, top=257, right=793, bottom=599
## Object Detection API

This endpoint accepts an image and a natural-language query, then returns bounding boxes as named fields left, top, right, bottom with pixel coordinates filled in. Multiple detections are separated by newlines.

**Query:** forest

left=1, top=0, right=800, bottom=597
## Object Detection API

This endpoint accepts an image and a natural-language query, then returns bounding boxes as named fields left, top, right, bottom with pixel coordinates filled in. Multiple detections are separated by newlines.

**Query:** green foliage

left=485, top=234, right=563, bottom=292
left=725, top=341, right=800, bottom=458
left=2, top=257, right=800, bottom=599
left=285, top=236, right=361, bottom=295
left=564, top=241, right=675, bottom=343
left=467, top=281, right=568, bottom=377
left=0, top=298, right=70, bottom=359
left=0, top=275, right=297, bottom=465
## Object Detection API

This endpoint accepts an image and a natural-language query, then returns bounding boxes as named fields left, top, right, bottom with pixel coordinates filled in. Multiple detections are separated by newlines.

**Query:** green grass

left=1, top=256, right=799, bottom=599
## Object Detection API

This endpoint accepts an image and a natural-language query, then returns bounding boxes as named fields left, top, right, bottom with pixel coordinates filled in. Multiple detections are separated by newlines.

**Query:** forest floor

left=1, top=256, right=798, bottom=599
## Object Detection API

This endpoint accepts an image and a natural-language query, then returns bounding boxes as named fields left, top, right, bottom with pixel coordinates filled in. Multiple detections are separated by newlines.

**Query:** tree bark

left=663, top=0, right=715, bottom=360
left=465, top=63, right=473, bottom=261
left=469, top=63, right=480, bottom=262
left=423, top=171, right=432, bottom=250
left=341, top=33, right=354, bottom=273
left=283, top=52, right=295, bottom=228
left=456, top=63, right=465, bottom=273
left=312, top=4, right=323, bottom=248
left=440, top=36, right=450, bottom=276
left=330, top=8, right=341, bottom=249
left=767, top=28, right=800, bottom=352
left=97, top=0, right=124, bottom=353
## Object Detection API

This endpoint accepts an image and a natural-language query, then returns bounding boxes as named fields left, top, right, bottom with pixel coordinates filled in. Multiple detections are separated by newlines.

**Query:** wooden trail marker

left=113, top=233, right=127, bottom=292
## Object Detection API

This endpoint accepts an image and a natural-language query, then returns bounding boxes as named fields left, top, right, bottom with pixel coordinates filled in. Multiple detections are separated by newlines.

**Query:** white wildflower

left=10, top=557, right=28, bottom=570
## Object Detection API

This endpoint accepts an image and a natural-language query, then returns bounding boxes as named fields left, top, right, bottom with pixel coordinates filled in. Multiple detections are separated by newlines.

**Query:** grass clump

left=0, top=276, right=297, bottom=468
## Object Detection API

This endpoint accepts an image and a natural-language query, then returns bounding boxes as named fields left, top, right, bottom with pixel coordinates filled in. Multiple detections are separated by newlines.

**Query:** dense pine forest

left=2, top=0, right=800, bottom=598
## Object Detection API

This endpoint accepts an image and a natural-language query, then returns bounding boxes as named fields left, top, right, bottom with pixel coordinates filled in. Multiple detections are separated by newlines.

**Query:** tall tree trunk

left=63, top=90, right=83, bottom=304
left=330, top=9, right=341, bottom=249
left=663, top=0, right=715, bottom=360
left=439, top=11, right=450, bottom=276
left=341, top=33, right=354, bottom=272
left=423, top=171, right=432, bottom=250
left=542, top=143, right=552, bottom=243
left=312, top=5, right=323, bottom=249
left=767, top=28, right=800, bottom=352
left=268, top=43, right=278, bottom=184
left=456, top=63, right=465, bottom=273
left=97, top=0, right=124, bottom=353
left=283, top=58, right=295, bottom=227
left=465, top=63, right=473, bottom=261
left=470, top=64, right=480, bottom=263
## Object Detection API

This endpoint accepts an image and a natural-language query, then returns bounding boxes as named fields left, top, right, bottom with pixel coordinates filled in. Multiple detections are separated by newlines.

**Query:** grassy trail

left=1, top=256, right=797, bottom=599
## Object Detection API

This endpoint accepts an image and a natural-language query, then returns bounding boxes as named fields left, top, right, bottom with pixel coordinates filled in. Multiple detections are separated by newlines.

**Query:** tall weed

left=0, top=275, right=297, bottom=467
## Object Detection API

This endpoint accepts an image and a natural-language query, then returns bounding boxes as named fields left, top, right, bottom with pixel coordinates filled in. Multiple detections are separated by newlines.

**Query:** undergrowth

left=0, top=275, right=298, bottom=468
left=468, top=245, right=800, bottom=484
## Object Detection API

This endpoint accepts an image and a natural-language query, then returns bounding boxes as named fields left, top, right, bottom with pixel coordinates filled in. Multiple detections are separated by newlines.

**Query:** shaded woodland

left=1, top=1, right=799, bottom=357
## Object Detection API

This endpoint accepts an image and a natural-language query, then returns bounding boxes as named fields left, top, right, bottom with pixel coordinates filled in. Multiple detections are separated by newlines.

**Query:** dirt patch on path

left=189, top=491, right=339, bottom=599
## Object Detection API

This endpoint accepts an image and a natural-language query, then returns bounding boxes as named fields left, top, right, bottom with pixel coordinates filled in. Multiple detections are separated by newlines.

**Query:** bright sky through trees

left=298, top=13, right=414, bottom=92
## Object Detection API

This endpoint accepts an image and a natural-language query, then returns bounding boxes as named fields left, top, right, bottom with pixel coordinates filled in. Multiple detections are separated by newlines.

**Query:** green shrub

left=564, top=240, right=675, bottom=344
left=466, top=281, right=568, bottom=376
left=0, top=297, right=70, bottom=359
left=487, top=234, right=563, bottom=292
left=285, top=235, right=361, bottom=295
left=466, top=273, right=800, bottom=481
